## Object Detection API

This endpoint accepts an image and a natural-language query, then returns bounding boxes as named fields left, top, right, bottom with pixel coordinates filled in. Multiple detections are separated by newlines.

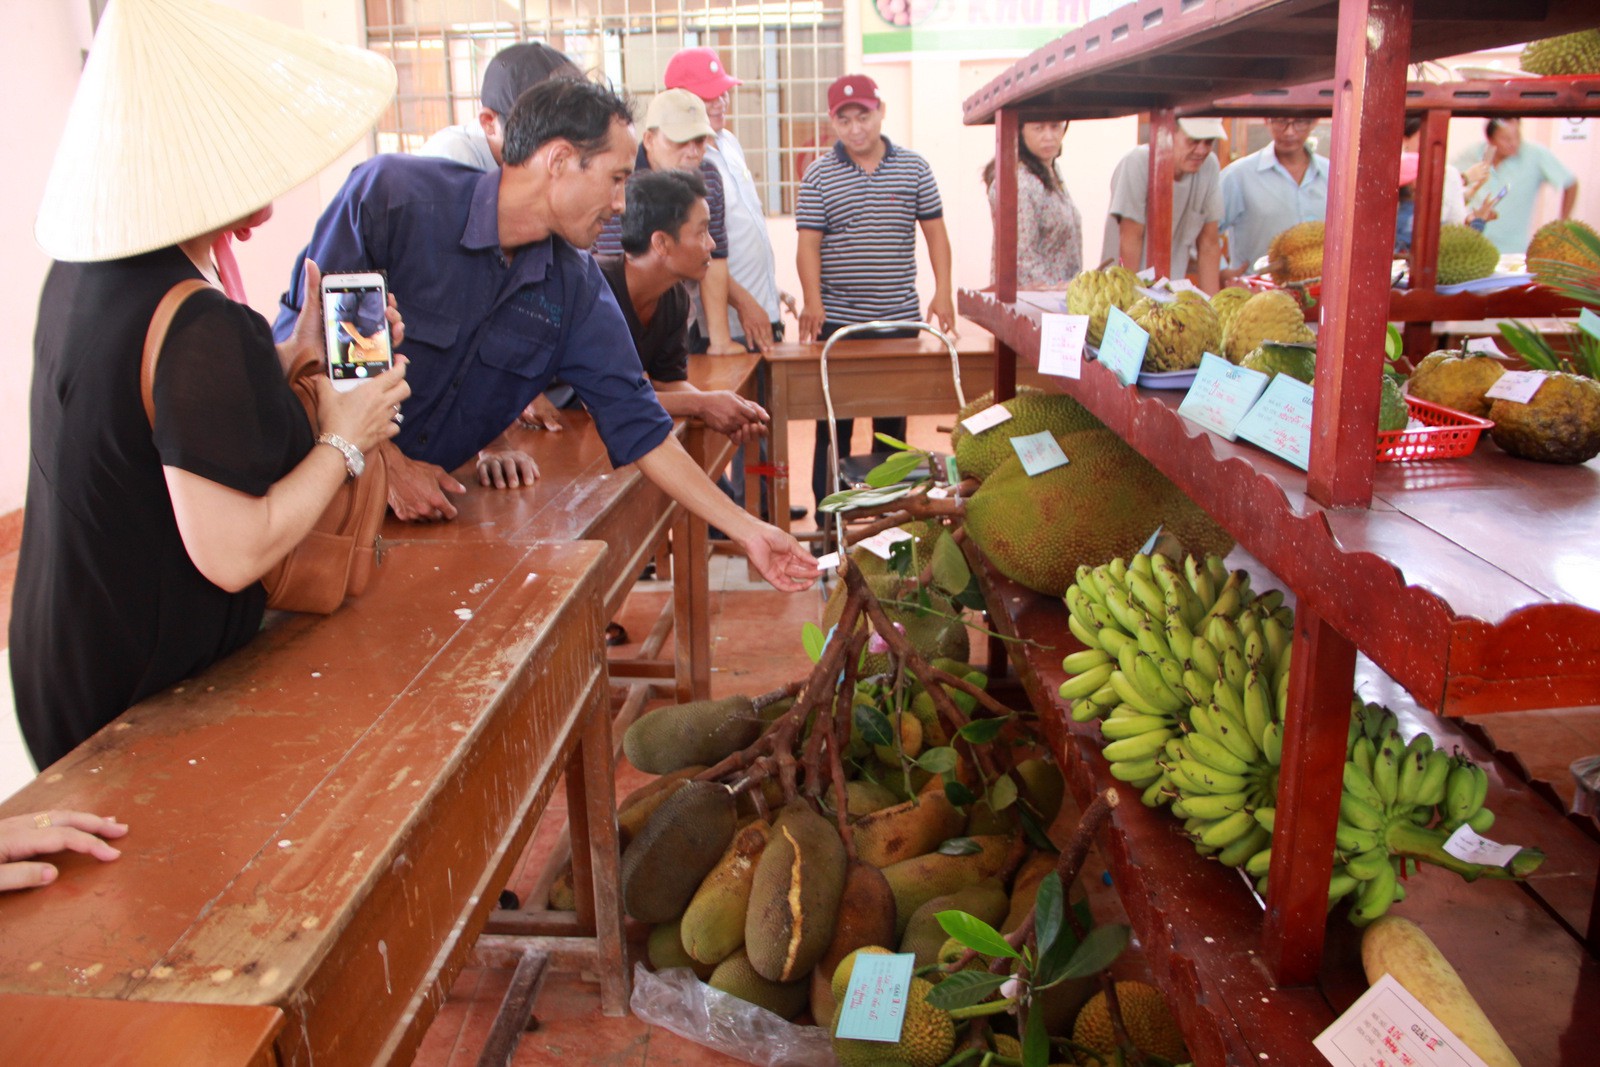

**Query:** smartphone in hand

left=321, top=272, right=392, bottom=391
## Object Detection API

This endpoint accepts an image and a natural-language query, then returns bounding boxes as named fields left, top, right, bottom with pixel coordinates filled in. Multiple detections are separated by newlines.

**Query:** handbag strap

left=139, top=279, right=215, bottom=428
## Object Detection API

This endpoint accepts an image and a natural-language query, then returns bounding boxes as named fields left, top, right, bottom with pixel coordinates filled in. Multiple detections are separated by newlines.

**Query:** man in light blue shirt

left=1456, top=118, right=1578, bottom=254
left=1219, top=116, right=1331, bottom=277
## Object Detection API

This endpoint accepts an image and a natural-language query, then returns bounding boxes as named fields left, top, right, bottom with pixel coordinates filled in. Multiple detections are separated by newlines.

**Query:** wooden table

left=760, top=335, right=995, bottom=534
left=0, top=539, right=621, bottom=1067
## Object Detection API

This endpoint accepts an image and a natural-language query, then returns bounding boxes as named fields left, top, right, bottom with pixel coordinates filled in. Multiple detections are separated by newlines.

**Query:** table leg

left=770, top=364, right=793, bottom=538
left=671, top=506, right=712, bottom=703
left=575, top=683, right=629, bottom=1015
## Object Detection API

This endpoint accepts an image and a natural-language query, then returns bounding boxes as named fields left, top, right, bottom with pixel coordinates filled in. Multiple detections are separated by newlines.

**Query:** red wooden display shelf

left=960, top=289, right=1600, bottom=716
left=1192, top=76, right=1600, bottom=118
left=972, top=549, right=1600, bottom=1066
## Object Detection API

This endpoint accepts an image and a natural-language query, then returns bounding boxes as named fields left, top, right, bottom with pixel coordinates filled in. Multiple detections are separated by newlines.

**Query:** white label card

left=961, top=404, right=1014, bottom=434
left=1097, top=306, right=1149, bottom=387
left=1463, top=336, right=1502, bottom=356
left=1139, top=525, right=1164, bottom=555
left=1168, top=278, right=1206, bottom=296
left=1441, top=824, right=1523, bottom=868
left=1135, top=286, right=1178, bottom=304
left=1483, top=370, right=1546, bottom=404
left=1235, top=374, right=1315, bottom=470
left=1314, top=974, right=1491, bottom=1067
left=1579, top=307, right=1600, bottom=340
left=1038, top=313, right=1088, bottom=378
left=1010, top=431, right=1070, bottom=476
left=1136, top=267, right=1157, bottom=282
left=1178, top=352, right=1272, bottom=441
left=857, top=527, right=914, bottom=561
left=814, top=551, right=841, bottom=571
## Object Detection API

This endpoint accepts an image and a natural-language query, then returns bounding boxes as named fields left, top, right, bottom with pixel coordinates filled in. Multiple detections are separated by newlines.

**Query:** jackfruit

left=1208, top=286, right=1253, bottom=339
left=620, top=780, right=737, bottom=923
left=1125, top=295, right=1221, bottom=372
left=1526, top=218, right=1600, bottom=287
left=952, top=389, right=1102, bottom=483
left=880, top=834, right=1014, bottom=939
left=822, top=573, right=969, bottom=677
left=963, top=428, right=1233, bottom=596
left=1223, top=289, right=1314, bottom=363
left=745, top=802, right=849, bottom=981
left=1016, top=757, right=1067, bottom=828
left=1066, top=266, right=1140, bottom=346
left=623, top=695, right=763, bottom=775
left=1521, top=30, right=1600, bottom=75
left=1435, top=223, right=1499, bottom=286
left=680, top=819, right=772, bottom=965
left=817, top=861, right=899, bottom=980
left=846, top=779, right=903, bottom=817
left=1488, top=371, right=1600, bottom=464
left=1072, top=981, right=1188, bottom=1066
left=832, top=977, right=956, bottom=1067
left=647, top=919, right=717, bottom=980
left=1407, top=349, right=1504, bottom=418
left=899, top=879, right=1009, bottom=967
left=1001, top=850, right=1059, bottom=934
left=852, top=791, right=966, bottom=868
left=831, top=945, right=893, bottom=1005
left=1267, top=221, right=1325, bottom=285
left=873, top=711, right=925, bottom=764
left=1239, top=341, right=1316, bottom=384
left=708, top=949, right=810, bottom=1020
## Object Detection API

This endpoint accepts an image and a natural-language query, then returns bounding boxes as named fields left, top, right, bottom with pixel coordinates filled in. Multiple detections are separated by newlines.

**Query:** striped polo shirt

left=796, top=138, right=943, bottom=324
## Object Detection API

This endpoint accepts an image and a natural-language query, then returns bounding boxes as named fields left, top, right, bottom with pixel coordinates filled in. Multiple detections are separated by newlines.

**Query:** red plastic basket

left=1375, top=395, right=1493, bottom=462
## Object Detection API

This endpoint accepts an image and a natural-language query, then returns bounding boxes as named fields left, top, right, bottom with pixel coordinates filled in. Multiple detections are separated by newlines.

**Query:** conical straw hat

left=36, top=0, right=396, bottom=262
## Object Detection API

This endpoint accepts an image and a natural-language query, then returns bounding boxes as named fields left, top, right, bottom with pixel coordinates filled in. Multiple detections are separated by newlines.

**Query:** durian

left=1434, top=223, right=1499, bottom=286
left=1520, top=31, right=1600, bottom=76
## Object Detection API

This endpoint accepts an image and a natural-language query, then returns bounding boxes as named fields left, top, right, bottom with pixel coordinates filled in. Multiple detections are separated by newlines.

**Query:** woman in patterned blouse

left=984, top=121, right=1083, bottom=289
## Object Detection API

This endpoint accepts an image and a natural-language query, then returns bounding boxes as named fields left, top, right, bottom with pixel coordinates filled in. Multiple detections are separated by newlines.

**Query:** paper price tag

left=814, top=551, right=841, bottom=571
left=1483, top=370, right=1546, bottom=405
left=1097, top=306, right=1148, bottom=387
left=1038, top=313, right=1089, bottom=377
left=1010, top=430, right=1070, bottom=476
left=1462, top=336, right=1503, bottom=356
left=1135, top=267, right=1157, bottom=282
left=1178, top=353, right=1271, bottom=441
left=1235, top=374, right=1315, bottom=470
left=961, top=403, right=1014, bottom=434
left=857, top=527, right=915, bottom=561
left=835, top=952, right=917, bottom=1042
left=1139, top=525, right=1165, bottom=555
left=1135, top=286, right=1178, bottom=304
left=1579, top=307, right=1600, bottom=340
left=1168, top=278, right=1206, bottom=296
left=1314, top=973, right=1491, bottom=1066
left=1442, top=824, right=1523, bottom=868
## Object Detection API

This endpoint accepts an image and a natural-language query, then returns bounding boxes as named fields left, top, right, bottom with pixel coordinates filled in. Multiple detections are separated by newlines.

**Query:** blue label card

left=1236, top=374, right=1315, bottom=470
left=1011, top=430, right=1071, bottom=475
left=1097, top=307, right=1148, bottom=387
left=1139, top=525, right=1164, bottom=555
left=1178, top=353, right=1272, bottom=441
left=835, top=952, right=916, bottom=1042
left=1579, top=307, right=1600, bottom=341
left=945, top=454, right=961, bottom=484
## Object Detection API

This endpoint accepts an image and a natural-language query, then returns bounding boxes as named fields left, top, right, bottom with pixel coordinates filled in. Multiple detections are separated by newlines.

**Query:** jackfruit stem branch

left=839, top=493, right=968, bottom=546
left=816, top=627, right=869, bottom=860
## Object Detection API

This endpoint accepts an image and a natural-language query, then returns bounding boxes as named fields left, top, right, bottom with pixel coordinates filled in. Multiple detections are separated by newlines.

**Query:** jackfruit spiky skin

left=1223, top=289, right=1314, bottom=363
left=952, top=390, right=1102, bottom=483
left=1208, top=286, right=1254, bottom=339
left=1526, top=219, right=1600, bottom=286
left=899, top=879, right=1009, bottom=968
left=1488, top=371, right=1600, bottom=464
left=846, top=779, right=904, bottom=817
left=647, top=918, right=717, bottom=980
left=620, top=780, right=738, bottom=923
left=708, top=949, right=810, bottom=1020
left=1435, top=223, right=1500, bottom=286
left=623, top=695, right=762, bottom=775
left=680, top=819, right=772, bottom=965
left=1267, top=221, right=1325, bottom=285
left=816, top=860, right=899, bottom=980
left=832, top=978, right=956, bottom=1067
left=1066, top=266, right=1140, bottom=346
left=1521, top=30, right=1600, bottom=75
left=1406, top=350, right=1504, bottom=419
left=963, top=428, right=1233, bottom=596
left=852, top=791, right=966, bottom=868
left=745, top=802, right=849, bottom=981
left=1072, top=981, right=1188, bottom=1066
left=1126, top=295, right=1222, bottom=372
left=880, top=834, right=1014, bottom=939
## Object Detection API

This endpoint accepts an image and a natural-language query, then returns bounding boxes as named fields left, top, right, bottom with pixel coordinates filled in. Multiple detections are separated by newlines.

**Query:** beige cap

left=644, top=89, right=714, bottom=144
left=36, top=0, right=396, bottom=262
left=1177, top=117, right=1226, bottom=141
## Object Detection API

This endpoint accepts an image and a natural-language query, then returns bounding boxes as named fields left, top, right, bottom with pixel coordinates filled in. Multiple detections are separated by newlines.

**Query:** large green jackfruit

left=952, top=389, right=1102, bottom=484
left=744, top=802, right=849, bottom=981
left=623, top=695, right=763, bottom=774
left=620, top=780, right=737, bottom=922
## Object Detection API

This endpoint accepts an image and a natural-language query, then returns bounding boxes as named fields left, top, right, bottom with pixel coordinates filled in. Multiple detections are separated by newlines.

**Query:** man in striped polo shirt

left=797, top=73, right=954, bottom=513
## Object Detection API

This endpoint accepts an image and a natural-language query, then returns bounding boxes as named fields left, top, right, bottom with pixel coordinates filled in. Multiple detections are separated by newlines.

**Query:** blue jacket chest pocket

left=470, top=323, right=560, bottom=429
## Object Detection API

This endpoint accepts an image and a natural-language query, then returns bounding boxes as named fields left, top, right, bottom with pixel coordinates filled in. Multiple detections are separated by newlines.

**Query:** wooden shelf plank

left=1192, top=75, right=1600, bottom=117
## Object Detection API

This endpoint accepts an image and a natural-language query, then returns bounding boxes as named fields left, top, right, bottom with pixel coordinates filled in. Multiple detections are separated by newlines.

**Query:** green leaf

left=801, top=622, right=825, bottom=664
left=958, top=715, right=1010, bottom=744
left=1017, top=806, right=1057, bottom=852
left=938, top=836, right=983, bottom=856
left=1058, top=923, right=1130, bottom=979
left=945, top=781, right=977, bottom=807
left=916, top=746, right=959, bottom=774
left=817, top=484, right=915, bottom=513
left=922, top=970, right=1010, bottom=1011
left=954, top=574, right=989, bottom=612
left=1023, top=1000, right=1050, bottom=1067
left=1384, top=324, right=1403, bottom=363
left=873, top=432, right=913, bottom=451
left=866, top=450, right=926, bottom=488
left=1033, top=872, right=1064, bottom=964
left=988, top=774, right=1019, bottom=812
left=854, top=704, right=893, bottom=747
left=931, top=531, right=971, bottom=596
left=935, top=911, right=1022, bottom=960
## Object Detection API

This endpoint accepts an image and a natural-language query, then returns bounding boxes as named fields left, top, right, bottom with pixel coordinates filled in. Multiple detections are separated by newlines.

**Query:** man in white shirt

left=417, top=42, right=577, bottom=170
left=1219, top=115, right=1331, bottom=277
left=1100, top=117, right=1224, bottom=292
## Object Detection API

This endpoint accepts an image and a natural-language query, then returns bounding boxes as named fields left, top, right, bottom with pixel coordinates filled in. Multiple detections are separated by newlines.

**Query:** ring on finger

left=34, top=813, right=51, bottom=829
left=393, top=411, right=404, bottom=425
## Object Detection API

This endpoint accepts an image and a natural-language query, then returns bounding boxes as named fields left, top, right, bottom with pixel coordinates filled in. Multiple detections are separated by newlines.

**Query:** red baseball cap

left=664, top=47, right=741, bottom=100
left=828, top=74, right=881, bottom=117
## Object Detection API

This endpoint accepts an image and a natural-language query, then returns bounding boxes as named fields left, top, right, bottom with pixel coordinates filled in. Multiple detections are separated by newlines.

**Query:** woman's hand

left=314, top=356, right=411, bottom=454
left=0, top=811, right=127, bottom=892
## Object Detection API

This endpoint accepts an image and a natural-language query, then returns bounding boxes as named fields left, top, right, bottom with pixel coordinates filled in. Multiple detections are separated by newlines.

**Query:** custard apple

left=1066, top=266, right=1139, bottom=347
left=1126, top=296, right=1221, bottom=372
left=1223, top=289, right=1314, bottom=363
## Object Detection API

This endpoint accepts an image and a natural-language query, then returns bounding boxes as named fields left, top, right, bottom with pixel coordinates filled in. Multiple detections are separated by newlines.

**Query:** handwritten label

left=1139, top=525, right=1165, bottom=555
left=1010, top=431, right=1071, bottom=476
left=1236, top=374, right=1315, bottom=470
left=1038, top=313, right=1089, bottom=378
left=1135, top=285, right=1178, bottom=304
left=814, top=551, right=841, bottom=571
left=1483, top=370, right=1546, bottom=405
left=1169, top=278, right=1206, bottom=296
left=1135, top=267, right=1157, bottom=283
left=961, top=404, right=1014, bottom=434
left=1314, top=974, right=1491, bottom=1066
left=835, top=952, right=916, bottom=1042
left=1442, top=824, right=1523, bottom=868
left=1097, top=306, right=1149, bottom=386
left=857, top=527, right=915, bottom=561
left=1579, top=307, right=1600, bottom=340
left=1178, top=353, right=1271, bottom=441
left=1463, top=336, right=1502, bottom=356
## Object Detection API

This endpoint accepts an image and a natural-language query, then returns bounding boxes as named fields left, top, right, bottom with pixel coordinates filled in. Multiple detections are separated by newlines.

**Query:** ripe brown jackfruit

left=680, top=819, right=772, bottom=965
left=623, top=695, right=763, bottom=775
left=709, top=949, right=810, bottom=1019
left=816, top=861, right=899, bottom=981
left=745, top=802, right=849, bottom=981
left=620, top=780, right=737, bottom=923
left=881, top=834, right=1014, bottom=939
left=852, top=791, right=966, bottom=868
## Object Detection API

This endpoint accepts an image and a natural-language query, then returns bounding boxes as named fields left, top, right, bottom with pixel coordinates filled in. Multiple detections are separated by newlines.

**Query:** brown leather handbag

left=140, top=279, right=389, bottom=613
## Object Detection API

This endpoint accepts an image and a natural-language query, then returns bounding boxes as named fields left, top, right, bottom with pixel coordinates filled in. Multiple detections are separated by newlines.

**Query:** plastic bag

left=1572, top=755, right=1600, bottom=818
left=629, top=964, right=838, bottom=1067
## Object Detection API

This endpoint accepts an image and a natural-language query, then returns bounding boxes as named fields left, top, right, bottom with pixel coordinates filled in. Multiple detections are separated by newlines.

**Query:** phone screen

left=322, top=276, right=392, bottom=382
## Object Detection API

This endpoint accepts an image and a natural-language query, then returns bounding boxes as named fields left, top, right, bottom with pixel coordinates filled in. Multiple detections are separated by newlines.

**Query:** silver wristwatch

left=317, top=432, right=364, bottom=479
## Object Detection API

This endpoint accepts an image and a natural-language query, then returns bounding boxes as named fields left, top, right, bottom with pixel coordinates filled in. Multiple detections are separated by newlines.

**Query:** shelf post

left=994, top=108, right=1020, bottom=402
left=1262, top=606, right=1359, bottom=985
left=1305, top=0, right=1414, bottom=508
left=1401, top=108, right=1448, bottom=358
left=1146, top=108, right=1176, bottom=283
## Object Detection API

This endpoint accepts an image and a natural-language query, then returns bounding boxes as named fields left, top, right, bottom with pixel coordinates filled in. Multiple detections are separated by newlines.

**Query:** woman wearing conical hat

left=13, top=0, right=408, bottom=769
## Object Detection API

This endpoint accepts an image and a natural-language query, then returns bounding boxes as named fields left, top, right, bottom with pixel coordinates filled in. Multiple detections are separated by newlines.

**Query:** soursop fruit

left=1488, top=372, right=1600, bottom=464
left=1126, top=295, right=1221, bottom=372
left=1434, top=223, right=1499, bottom=286
left=1521, top=31, right=1600, bottom=76
left=1267, top=221, right=1325, bottom=285
left=1066, top=265, right=1139, bottom=346
left=1223, top=289, right=1314, bottom=363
